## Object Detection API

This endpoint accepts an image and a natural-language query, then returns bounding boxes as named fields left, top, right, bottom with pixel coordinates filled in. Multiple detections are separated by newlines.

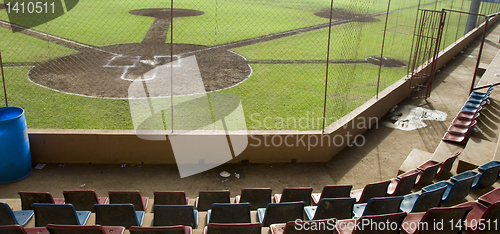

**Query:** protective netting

left=0, top=0, right=498, bottom=130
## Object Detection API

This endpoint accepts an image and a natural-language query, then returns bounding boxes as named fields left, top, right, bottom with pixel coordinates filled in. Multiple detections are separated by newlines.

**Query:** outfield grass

left=0, top=0, right=491, bottom=130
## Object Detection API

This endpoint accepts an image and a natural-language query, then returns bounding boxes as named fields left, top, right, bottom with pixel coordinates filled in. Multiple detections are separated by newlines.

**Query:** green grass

left=2, top=67, right=133, bottom=129
left=0, top=0, right=492, bottom=130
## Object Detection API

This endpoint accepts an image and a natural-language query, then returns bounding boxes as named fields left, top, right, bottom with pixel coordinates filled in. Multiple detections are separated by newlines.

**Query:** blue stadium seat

left=32, top=203, right=90, bottom=227
left=422, top=171, right=479, bottom=204
left=153, top=205, right=198, bottom=228
left=207, top=203, right=251, bottom=224
left=257, top=202, right=304, bottom=227
left=352, top=196, right=403, bottom=218
left=399, top=186, right=445, bottom=213
left=304, top=198, right=355, bottom=220
left=0, top=202, right=34, bottom=227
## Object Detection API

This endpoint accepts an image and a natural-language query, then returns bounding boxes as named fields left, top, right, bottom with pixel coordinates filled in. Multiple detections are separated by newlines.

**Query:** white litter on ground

left=382, top=105, right=447, bottom=131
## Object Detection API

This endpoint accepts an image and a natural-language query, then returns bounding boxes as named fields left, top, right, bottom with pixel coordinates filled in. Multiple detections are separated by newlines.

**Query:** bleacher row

left=2, top=153, right=500, bottom=234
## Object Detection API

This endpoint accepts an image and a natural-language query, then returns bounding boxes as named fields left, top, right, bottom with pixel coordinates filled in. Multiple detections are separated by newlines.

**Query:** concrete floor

left=2, top=17, right=500, bottom=234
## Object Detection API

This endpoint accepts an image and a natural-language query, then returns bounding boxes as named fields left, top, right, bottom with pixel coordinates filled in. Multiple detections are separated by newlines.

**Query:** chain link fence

left=0, top=0, right=498, bottom=131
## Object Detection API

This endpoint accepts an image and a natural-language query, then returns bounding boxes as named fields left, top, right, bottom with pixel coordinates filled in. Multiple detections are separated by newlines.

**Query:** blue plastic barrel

left=0, top=107, right=32, bottom=183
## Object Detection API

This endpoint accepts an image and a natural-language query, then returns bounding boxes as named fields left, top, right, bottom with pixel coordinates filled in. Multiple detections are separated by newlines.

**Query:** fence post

left=0, top=47, right=8, bottom=107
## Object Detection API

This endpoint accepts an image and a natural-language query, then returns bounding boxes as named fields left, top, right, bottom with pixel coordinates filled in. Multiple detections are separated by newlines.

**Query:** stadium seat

left=274, top=187, right=313, bottom=206
left=311, top=185, right=352, bottom=205
left=62, top=190, right=108, bottom=212
left=471, top=161, right=500, bottom=190
left=304, top=198, right=355, bottom=220
left=460, top=105, right=482, bottom=114
left=235, top=188, right=272, bottom=210
left=350, top=180, right=390, bottom=203
left=129, top=226, right=192, bottom=234
left=196, top=191, right=231, bottom=212
left=18, top=192, right=65, bottom=210
left=422, top=171, right=479, bottom=204
left=387, top=170, right=419, bottom=196
left=46, top=224, right=125, bottom=234
left=456, top=112, right=480, bottom=121
left=203, top=223, right=262, bottom=234
left=153, top=191, right=189, bottom=206
left=0, top=202, right=34, bottom=227
left=94, top=204, right=145, bottom=229
left=0, top=225, right=48, bottom=234
left=401, top=206, right=472, bottom=234
left=447, top=124, right=474, bottom=135
left=257, top=201, right=304, bottom=227
left=478, top=188, right=500, bottom=206
left=270, top=219, right=336, bottom=234
left=453, top=201, right=500, bottom=233
left=442, top=132, right=468, bottom=145
left=108, top=191, right=149, bottom=211
left=417, top=151, right=460, bottom=179
left=206, top=203, right=251, bottom=224
left=152, top=205, right=198, bottom=228
left=335, top=212, right=406, bottom=234
left=352, top=196, right=403, bottom=218
left=399, top=186, right=446, bottom=213
left=32, top=203, right=90, bottom=227
left=400, top=162, right=441, bottom=188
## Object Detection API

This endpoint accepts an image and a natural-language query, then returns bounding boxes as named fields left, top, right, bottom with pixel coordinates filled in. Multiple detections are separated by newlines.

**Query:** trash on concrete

left=34, top=164, right=46, bottom=169
left=79, top=184, right=86, bottom=188
left=382, top=105, right=447, bottom=131
left=235, top=173, right=240, bottom=179
left=220, top=171, right=230, bottom=178
left=120, top=164, right=126, bottom=168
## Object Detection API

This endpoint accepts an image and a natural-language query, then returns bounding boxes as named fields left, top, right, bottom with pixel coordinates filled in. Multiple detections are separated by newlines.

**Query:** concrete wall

left=28, top=15, right=500, bottom=164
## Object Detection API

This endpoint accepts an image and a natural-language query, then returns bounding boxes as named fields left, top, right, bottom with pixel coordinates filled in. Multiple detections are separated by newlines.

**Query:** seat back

left=46, top=224, right=106, bottom=234
left=418, top=206, right=472, bottom=233
left=63, top=190, right=100, bottom=212
left=444, top=171, right=478, bottom=203
left=210, top=203, right=251, bottom=224
left=314, top=198, right=355, bottom=220
left=94, top=204, right=140, bottom=229
left=153, top=205, right=196, bottom=228
left=319, top=185, right=352, bottom=200
left=206, top=223, right=262, bottom=234
left=0, top=203, right=18, bottom=226
left=18, top=192, right=55, bottom=210
left=358, top=181, right=390, bottom=203
left=32, top=203, right=80, bottom=227
left=239, top=188, right=272, bottom=210
left=436, top=152, right=460, bottom=177
left=197, top=191, right=230, bottom=212
left=262, top=202, right=304, bottom=227
left=283, top=219, right=335, bottom=234
left=342, top=212, right=406, bottom=234
left=416, top=163, right=441, bottom=187
left=391, top=171, right=419, bottom=196
left=361, top=196, right=403, bottom=217
left=473, top=161, right=500, bottom=190
left=280, top=188, right=313, bottom=206
left=411, top=187, right=446, bottom=213
left=153, top=191, right=187, bottom=206
left=0, top=225, right=27, bottom=234
left=478, top=188, right=500, bottom=206
left=129, top=226, right=188, bottom=234
left=482, top=201, right=500, bottom=223
left=108, top=191, right=145, bottom=211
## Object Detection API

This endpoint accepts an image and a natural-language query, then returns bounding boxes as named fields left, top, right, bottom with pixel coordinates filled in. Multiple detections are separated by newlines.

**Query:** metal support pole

left=470, top=16, right=489, bottom=94
left=0, top=47, right=8, bottom=107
